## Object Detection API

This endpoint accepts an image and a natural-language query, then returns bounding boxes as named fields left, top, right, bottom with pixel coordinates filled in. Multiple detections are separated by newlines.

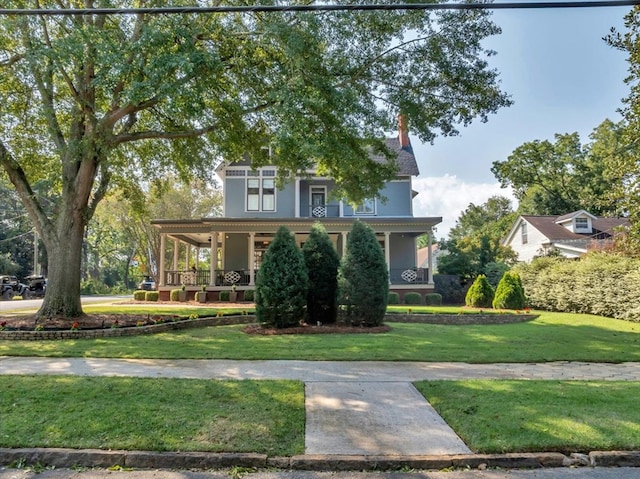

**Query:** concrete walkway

left=2, top=357, right=640, bottom=457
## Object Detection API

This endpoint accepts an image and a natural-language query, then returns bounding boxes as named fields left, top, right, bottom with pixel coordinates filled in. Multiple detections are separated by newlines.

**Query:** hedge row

left=514, top=252, right=640, bottom=321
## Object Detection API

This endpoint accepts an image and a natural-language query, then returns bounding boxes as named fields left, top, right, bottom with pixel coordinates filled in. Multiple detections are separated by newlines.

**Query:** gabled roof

left=504, top=214, right=629, bottom=245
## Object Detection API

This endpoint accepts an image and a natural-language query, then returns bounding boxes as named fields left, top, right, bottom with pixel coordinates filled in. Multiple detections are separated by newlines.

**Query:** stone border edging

left=0, top=315, right=257, bottom=341
left=0, top=448, right=638, bottom=471
left=0, top=313, right=536, bottom=340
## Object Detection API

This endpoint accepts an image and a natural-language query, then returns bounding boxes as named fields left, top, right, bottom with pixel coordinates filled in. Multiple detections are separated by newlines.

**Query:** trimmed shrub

left=219, top=290, right=230, bottom=301
left=243, top=289, right=255, bottom=302
left=492, top=271, right=525, bottom=310
left=133, top=290, right=146, bottom=301
left=145, top=291, right=159, bottom=302
left=338, top=220, right=389, bottom=326
left=256, top=226, right=308, bottom=328
left=404, top=292, right=422, bottom=305
left=465, top=275, right=494, bottom=308
left=169, top=289, right=182, bottom=302
left=388, top=292, right=400, bottom=305
left=425, top=293, right=443, bottom=306
left=303, top=223, right=340, bottom=324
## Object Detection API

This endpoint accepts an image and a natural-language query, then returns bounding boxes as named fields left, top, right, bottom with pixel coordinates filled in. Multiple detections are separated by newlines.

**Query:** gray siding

left=224, top=178, right=296, bottom=218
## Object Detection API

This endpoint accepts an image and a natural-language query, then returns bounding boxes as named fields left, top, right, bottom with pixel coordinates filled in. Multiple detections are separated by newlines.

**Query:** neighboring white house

left=502, top=210, right=629, bottom=262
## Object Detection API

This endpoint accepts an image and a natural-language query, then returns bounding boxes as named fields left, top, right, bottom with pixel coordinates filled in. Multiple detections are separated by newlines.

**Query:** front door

left=311, top=187, right=326, bottom=217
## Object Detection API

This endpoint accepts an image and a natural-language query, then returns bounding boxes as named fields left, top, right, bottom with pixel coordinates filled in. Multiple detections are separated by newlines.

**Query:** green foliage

left=302, top=223, right=340, bottom=324
left=492, top=272, right=525, bottom=310
left=145, top=291, right=159, bottom=302
left=243, top=289, right=255, bottom=302
left=425, top=293, right=443, bottom=306
left=465, top=275, right=494, bottom=308
left=170, top=289, right=182, bottom=302
left=133, top=290, right=146, bottom=301
left=256, top=226, right=308, bottom=328
left=219, top=290, right=230, bottom=302
left=388, top=292, right=400, bottom=305
left=438, top=196, right=518, bottom=280
left=433, top=274, right=467, bottom=305
left=338, top=220, right=389, bottom=326
left=515, top=252, right=640, bottom=320
left=404, top=292, right=423, bottom=305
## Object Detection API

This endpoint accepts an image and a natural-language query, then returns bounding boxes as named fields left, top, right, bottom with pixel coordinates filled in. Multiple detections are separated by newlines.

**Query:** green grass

left=0, top=375, right=304, bottom=455
left=1, top=311, right=638, bottom=363
left=415, top=380, right=640, bottom=453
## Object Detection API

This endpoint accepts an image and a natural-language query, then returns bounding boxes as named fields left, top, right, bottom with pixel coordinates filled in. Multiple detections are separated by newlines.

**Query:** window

left=246, top=176, right=276, bottom=212
left=226, top=170, right=245, bottom=177
left=356, top=198, right=375, bottom=215
left=575, top=217, right=589, bottom=230
left=521, top=223, right=528, bottom=245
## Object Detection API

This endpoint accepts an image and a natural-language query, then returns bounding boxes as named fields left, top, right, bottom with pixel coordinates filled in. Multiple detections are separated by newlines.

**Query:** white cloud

left=412, top=175, right=517, bottom=239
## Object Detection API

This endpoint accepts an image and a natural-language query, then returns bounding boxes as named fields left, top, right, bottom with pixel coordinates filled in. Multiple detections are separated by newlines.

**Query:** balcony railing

left=164, top=269, right=252, bottom=287
left=304, top=204, right=341, bottom=218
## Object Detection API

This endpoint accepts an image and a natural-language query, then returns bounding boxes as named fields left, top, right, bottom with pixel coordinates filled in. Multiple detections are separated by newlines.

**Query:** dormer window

left=575, top=217, right=589, bottom=231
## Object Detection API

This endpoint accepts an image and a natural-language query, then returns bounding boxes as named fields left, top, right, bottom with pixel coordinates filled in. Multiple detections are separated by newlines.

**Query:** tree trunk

left=37, top=217, right=86, bottom=318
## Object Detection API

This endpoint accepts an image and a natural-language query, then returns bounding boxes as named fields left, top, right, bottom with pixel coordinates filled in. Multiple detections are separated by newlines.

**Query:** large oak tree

left=0, top=1, right=511, bottom=318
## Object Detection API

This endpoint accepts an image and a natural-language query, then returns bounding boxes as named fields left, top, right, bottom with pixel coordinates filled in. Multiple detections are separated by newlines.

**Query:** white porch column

left=210, top=233, right=217, bottom=286
left=159, top=234, right=166, bottom=286
left=248, top=232, right=256, bottom=286
left=384, top=231, right=391, bottom=284
left=339, top=200, right=344, bottom=218
left=341, top=231, right=348, bottom=256
left=173, top=239, right=179, bottom=271
left=294, top=178, right=300, bottom=218
left=186, top=244, right=191, bottom=269
left=427, top=229, right=434, bottom=284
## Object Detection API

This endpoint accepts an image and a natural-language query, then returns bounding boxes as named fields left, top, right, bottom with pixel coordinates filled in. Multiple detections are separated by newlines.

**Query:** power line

left=0, top=0, right=638, bottom=16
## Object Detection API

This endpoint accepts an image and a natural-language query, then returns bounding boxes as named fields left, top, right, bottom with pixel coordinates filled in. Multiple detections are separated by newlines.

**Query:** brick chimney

left=398, top=114, right=410, bottom=148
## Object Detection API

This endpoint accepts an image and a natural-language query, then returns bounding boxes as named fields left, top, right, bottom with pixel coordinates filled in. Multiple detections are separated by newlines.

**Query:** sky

left=410, top=2, right=633, bottom=239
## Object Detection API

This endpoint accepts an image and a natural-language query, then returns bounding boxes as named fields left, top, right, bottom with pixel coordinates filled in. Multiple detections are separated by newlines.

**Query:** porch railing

left=164, top=269, right=252, bottom=287
left=389, top=268, right=430, bottom=284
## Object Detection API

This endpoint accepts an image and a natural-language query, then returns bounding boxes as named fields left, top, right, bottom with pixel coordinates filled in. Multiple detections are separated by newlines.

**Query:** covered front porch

left=151, top=217, right=441, bottom=301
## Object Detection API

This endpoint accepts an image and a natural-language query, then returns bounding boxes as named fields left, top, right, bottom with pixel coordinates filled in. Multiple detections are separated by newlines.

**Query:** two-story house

left=151, top=118, right=442, bottom=301
left=502, top=210, right=629, bottom=262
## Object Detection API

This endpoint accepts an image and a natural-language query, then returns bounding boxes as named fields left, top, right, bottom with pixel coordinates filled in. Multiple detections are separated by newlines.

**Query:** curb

left=1, top=448, right=639, bottom=471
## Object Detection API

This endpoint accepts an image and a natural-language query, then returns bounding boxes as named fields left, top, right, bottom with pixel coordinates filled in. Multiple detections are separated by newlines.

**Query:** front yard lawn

left=1, top=310, right=638, bottom=363
left=416, top=380, right=640, bottom=453
left=0, top=376, right=304, bottom=456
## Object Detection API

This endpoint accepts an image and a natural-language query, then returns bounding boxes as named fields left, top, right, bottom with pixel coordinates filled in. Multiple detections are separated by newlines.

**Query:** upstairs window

left=521, top=223, right=528, bottom=245
left=246, top=176, right=276, bottom=212
left=356, top=198, right=375, bottom=215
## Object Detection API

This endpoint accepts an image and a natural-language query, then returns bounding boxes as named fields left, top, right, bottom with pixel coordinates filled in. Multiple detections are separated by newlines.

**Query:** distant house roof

left=519, top=214, right=628, bottom=242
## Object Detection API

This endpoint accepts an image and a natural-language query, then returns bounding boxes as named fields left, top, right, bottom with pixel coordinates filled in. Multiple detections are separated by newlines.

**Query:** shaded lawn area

left=0, top=376, right=304, bottom=456
left=1, top=311, right=638, bottom=363
left=416, top=380, right=640, bottom=454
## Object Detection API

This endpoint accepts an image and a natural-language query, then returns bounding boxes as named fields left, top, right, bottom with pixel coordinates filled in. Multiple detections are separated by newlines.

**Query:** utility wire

left=0, top=0, right=639, bottom=16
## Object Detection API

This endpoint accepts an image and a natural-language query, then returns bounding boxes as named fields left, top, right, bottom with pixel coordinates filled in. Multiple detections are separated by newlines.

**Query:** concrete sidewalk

left=2, top=357, right=640, bottom=460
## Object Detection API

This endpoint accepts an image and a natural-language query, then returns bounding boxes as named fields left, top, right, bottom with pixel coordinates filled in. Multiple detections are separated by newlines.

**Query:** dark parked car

left=1, top=275, right=30, bottom=300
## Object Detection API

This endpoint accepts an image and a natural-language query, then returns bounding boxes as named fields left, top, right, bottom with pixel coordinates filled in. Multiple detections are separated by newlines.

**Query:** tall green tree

left=491, top=124, right=623, bottom=216
left=438, top=196, right=517, bottom=280
left=338, top=220, right=389, bottom=326
left=256, top=226, right=308, bottom=328
left=0, top=1, right=511, bottom=317
left=302, top=223, right=340, bottom=325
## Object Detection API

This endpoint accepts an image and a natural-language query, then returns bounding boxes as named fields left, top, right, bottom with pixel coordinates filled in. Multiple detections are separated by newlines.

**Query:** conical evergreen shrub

left=255, top=226, right=308, bottom=328
left=492, top=271, right=526, bottom=309
left=303, top=223, right=340, bottom=324
left=338, top=220, right=389, bottom=326
left=465, top=274, right=494, bottom=308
